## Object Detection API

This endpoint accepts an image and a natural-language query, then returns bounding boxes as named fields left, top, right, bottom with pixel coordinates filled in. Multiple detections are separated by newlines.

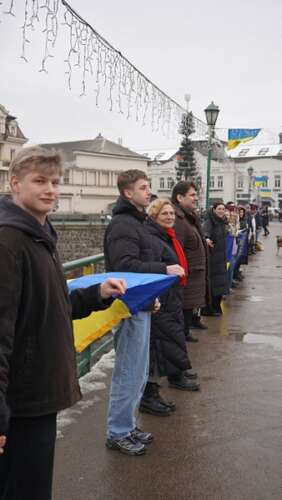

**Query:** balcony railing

left=63, top=253, right=110, bottom=377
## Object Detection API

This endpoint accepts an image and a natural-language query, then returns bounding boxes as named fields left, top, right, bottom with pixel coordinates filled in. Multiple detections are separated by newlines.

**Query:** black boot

left=139, top=382, right=172, bottom=416
left=168, top=373, right=200, bottom=391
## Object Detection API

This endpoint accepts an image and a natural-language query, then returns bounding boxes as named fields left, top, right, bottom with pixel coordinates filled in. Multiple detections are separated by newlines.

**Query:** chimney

left=279, top=133, right=282, bottom=144
left=118, top=137, right=123, bottom=145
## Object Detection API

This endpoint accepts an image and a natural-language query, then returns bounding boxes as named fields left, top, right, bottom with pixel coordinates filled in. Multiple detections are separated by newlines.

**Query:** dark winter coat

left=104, top=197, right=167, bottom=274
left=0, top=197, right=109, bottom=423
left=174, top=205, right=209, bottom=309
left=202, top=210, right=229, bottom=297
left=145, top=219, right=190, bottom=377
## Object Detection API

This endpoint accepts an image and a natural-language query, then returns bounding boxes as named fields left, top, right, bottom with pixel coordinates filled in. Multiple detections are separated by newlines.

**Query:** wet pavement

left=53, top=224, right=282, bottom=500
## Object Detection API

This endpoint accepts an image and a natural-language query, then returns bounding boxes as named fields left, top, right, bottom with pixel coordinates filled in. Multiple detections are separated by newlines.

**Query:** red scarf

left=166, top=227, right=189, bottom=286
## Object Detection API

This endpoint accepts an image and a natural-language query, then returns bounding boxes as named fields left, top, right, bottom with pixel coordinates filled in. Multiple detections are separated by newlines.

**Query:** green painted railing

left=63, top=253, right=113, bottom=378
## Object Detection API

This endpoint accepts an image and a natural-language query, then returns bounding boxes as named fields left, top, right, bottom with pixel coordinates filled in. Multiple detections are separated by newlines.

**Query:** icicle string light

left=1, top=0, right=208, bottom=137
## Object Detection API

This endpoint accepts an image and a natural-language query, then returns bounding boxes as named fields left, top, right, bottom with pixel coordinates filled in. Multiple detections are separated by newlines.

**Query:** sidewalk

left=53, top=224, right=282, bottom=500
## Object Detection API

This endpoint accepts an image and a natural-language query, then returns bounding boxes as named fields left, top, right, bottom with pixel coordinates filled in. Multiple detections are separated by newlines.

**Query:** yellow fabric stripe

left=73, top=299, right=131, bottom=353
left=227, top=136, right=256, bottom=150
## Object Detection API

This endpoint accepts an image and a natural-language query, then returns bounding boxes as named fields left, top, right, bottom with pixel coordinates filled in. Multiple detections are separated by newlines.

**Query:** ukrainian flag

left=68, top=272, right=178, bottom=352
left=254, top=176, right=268, bottom=187
left=228, top=129, right=261, bottom=150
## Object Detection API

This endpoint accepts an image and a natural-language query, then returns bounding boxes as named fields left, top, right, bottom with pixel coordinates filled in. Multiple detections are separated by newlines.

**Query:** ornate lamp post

left=247, top=166, right=254, bottom=204
left=204, top=101, right=220, bottom=209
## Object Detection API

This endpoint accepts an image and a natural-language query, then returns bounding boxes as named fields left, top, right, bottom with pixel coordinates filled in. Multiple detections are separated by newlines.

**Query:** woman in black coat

left=140, top=199, right=200, bottom=417
left=202, top=203, right=229, bottom=315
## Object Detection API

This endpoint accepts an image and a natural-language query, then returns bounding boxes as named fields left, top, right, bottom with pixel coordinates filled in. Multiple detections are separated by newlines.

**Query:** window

left=209, top=176, right=215, bottom=188
left=196, top=176, right=202, bottom=187
left=275, top=176, right=281, bottom=189
left=238, top=148, right=249, bottom=157
left=167, top=177, right=174, bottom=189
left=278, top=149, right=282, bottom=156
left=217, top=176, right=223, bottom=189
left=237, top=176, right=244, bottom=189
left=63, top=169, right=70, bottom=184
left=258, top=147, right=269, bottom=156
left=10, top=149, right=16, bottom=161
left=159, top=177, right=165, bottom=189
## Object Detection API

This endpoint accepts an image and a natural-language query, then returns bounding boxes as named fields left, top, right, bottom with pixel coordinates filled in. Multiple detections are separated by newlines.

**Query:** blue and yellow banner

left=228, top=129, right=261, bottom=150
left=254, top=176, right=268, bottom=187
left=68, top=272, right=177, bottom=352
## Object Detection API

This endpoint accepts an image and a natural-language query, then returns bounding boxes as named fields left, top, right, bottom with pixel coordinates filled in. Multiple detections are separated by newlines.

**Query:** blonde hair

left=147, top=198, right=174, bottom=219
left=9, top=146, right=64, bottom=179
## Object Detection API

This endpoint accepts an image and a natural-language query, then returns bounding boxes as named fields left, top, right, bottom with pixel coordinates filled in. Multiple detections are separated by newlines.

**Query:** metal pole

left=206, top=126, right=212, bottom=209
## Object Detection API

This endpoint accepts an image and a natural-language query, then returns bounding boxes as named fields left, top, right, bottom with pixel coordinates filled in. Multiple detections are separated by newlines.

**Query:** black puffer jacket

left=202, top=209, right=229, bottom=297
left=145, top=219, right=191, bottom=377
left=0, top=197, right=108, bottom=424
left=104, top=197, right=167, bottom=274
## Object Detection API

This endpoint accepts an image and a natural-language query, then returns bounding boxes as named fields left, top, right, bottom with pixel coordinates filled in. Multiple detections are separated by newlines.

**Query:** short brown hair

left=147, top=198, right=174, bottom=219
left=9, top=146, right=64, bottom=179
left=117, top=169, right=148, bottom=196
left=171, top=180, right=197, bottom=204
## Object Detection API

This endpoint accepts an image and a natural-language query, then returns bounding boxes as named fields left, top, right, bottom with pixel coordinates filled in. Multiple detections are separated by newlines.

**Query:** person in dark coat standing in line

left=140, top=199, right=200, bottom=416
left=172, top=181, right=209, bottom=341
left=0, top=146, right=126, bottom=500
left=202, top=203, right=229, bottom=315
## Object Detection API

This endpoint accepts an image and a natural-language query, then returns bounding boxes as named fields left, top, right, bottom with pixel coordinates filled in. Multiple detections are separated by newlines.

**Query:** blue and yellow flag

left=228, top=129, right=261, bottom=150
left=68, top=272, right=178, bottom=352
left=254, top=176, right=268, bottom=187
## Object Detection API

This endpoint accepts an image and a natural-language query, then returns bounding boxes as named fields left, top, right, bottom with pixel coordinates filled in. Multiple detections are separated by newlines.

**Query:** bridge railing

left=63, top=253, right=112, bottom=377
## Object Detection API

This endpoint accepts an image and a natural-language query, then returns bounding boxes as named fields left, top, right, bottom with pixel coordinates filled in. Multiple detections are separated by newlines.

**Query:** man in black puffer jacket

left=104, top=170, right=184, bottom=456
left=0, top=146, right=126, bottom=500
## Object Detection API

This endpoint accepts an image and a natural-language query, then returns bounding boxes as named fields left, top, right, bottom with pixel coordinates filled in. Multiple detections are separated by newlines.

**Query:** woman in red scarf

left=140, top=199, right=200, bottom=417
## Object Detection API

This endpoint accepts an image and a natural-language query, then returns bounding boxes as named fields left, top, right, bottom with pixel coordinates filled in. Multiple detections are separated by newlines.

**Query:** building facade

left=42, top=134, right=148, bottom=214
left=144, top=141, right=236, bottom=208
left=0, top=104, right=28, bottom=193
left=229, top=136, right=282, bottom=207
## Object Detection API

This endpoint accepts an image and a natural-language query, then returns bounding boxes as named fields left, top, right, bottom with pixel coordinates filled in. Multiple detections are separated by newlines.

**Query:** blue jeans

left=107, top=311, right=151, bottom=439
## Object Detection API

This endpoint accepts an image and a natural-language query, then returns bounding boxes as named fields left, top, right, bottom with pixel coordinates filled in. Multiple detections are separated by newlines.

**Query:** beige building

left=42, top=134, right=148, bottom=214
left=144, top=140, right=235, bottom=208
left=0, top=104, right=28, bottom=193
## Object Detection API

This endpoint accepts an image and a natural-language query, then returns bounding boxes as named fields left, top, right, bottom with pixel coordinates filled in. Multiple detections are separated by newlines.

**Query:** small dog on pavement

left=276, top=236, right=282, bottom=255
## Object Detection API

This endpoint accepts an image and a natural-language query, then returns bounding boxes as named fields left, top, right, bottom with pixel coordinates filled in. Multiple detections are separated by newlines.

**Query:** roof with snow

left=41, top=134, right=148, bottom=163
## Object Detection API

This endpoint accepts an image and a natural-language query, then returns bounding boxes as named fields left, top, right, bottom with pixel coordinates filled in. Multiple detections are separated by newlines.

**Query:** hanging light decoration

left=1, top=0, right=208, bottom=138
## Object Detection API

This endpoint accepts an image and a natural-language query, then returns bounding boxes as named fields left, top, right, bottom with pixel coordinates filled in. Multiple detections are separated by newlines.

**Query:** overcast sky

left=1, top=0, right=281, bottom=151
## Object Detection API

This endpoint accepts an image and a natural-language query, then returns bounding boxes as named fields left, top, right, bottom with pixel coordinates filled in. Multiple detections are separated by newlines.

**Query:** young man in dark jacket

left=104, top=170, right=184, bottom=456
left=0, top=146, right=126, bottom=500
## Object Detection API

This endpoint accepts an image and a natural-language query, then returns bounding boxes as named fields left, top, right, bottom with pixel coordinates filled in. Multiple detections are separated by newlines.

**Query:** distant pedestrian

left=261, top=206, right=270, bottom=236
left=0, top=146, right=126, bottom=500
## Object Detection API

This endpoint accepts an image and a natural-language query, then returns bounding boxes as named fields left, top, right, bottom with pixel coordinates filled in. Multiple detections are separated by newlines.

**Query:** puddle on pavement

left=243, top=334, right=282, bottom=350
left=228, top=328, right=282, bottom=350
left=234, top=295, right=264, bottom=302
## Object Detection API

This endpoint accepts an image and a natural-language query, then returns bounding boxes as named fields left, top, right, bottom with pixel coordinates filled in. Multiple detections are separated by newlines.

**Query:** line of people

left=0, top=146, right=263, bottom=498
left=104, top=175, right=263, bottom=456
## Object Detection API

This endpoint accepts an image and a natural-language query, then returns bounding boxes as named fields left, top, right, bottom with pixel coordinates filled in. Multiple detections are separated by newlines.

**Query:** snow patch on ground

left=56, top=349, right=115, bottom=438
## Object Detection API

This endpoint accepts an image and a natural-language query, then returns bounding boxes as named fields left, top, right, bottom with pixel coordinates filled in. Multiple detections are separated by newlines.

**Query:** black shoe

left=131, top=427, right=154, bottom=444
left=106, top=435, right=146, bottom=455
left=184, top=368, right=198, bottom=379
left=191, top=321, right=208, bottom=330
left=139, top=397, right=172, bottom=416
left=202, top=310, right=221, bottom=317
left=158, top=394, right=176, bottom=412
left=168, top=375, right=200, bottom=391
left=185, top=334, right=199, bottom=342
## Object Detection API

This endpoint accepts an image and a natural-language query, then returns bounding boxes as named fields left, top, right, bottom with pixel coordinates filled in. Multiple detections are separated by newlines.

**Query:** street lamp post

left=204, top=101, right=220, bottom=209
left=247, top=166, right=254, bottom=204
